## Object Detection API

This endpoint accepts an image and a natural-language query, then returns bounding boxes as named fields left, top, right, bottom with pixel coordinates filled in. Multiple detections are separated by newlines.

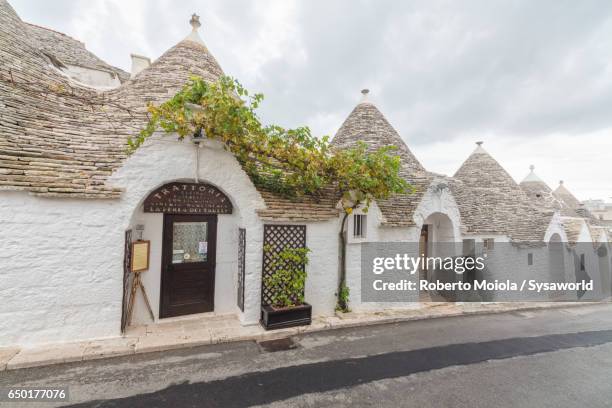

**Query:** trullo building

left=0, top=0, right=609, bottom=349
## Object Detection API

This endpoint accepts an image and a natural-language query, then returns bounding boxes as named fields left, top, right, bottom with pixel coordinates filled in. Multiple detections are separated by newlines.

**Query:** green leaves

left=263, top=246, right=310, bottom=308
left=133, top=75, right=415, bottom=311
left=133, top=75, right=412, bottom=210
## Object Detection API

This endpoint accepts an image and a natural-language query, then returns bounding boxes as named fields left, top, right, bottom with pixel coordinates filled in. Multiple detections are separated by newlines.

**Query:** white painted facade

left=1, top=136, right=268, bottom=346
left=1, top=136, right=610, bottom=349
left=2, top=4, right=611, bottom=352
left=0, top=135, right=344, bottom=347
left=50, top=63, right=123, bottom=89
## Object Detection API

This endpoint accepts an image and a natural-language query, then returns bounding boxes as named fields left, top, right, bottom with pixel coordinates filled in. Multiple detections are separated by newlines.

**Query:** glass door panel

left=172, top=221, right=208, bottom=264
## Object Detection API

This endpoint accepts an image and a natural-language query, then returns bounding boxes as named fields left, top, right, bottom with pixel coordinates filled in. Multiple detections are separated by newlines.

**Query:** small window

left=527, top=253, right=533, bottom=266
left=353, top=214, right=366, bottom=238
left=483, top=238, right=495, bottom=250
left=580, top=254, right=585, bottom=272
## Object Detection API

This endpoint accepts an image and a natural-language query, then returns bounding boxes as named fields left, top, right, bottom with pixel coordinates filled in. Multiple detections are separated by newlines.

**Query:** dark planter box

left=260, top=303, right=312, bottom=330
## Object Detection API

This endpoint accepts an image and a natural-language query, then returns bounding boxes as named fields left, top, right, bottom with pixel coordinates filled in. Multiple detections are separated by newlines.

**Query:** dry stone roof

left=562, top=218, right=586, bottom=245
left=452, top=144, right=552, bottom=241
left=257, top=187, right=340, bottom=222
left=332, top=100, right=425, bottom=176
left=551, top=181, right=587, bottom=217
left=518, top=165, right=567, bottom=213
left=0, top=1, right=342, bottom=221
left=519, top=167, right=605, bottom=237
left=553, top=181, right=581, bottom=209
left=25, top=22, right=129, bottom=82
left=331, top=98, right=430, bottom=226
left=112, top=37, right=224, bottom=105
left=0, top=0, right=128, bottom=198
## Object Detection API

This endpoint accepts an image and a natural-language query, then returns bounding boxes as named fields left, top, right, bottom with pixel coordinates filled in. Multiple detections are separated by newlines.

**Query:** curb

left=1, top=302, right=603, bottom=371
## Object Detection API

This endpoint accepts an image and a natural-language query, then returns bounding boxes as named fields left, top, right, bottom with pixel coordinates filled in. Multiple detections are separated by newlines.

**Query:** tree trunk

left=337, top=211, right=349, bottom=311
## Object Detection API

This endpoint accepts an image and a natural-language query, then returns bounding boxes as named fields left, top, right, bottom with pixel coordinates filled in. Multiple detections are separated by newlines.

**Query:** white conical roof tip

left=522, top=164, right=544, bottom=183
left=184, top=13, right=205, bottom=45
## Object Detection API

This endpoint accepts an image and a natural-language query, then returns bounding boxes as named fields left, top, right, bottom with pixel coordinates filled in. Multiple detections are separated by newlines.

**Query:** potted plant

left=261, top=245, right=312, bottom=330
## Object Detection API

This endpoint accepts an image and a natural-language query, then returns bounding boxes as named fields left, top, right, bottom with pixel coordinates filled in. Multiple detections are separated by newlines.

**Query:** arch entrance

left=141, top=182, right=233, bottom=318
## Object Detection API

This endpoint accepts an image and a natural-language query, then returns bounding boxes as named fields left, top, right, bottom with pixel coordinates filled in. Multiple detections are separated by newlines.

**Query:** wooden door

left=160, top=214, right=217, bottom=318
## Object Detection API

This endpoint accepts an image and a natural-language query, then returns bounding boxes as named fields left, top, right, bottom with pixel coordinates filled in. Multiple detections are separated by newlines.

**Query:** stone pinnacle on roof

left=473, top=141, right=487, bottom=154
left=190, top=13, right=201, bottom=29
left=331, top=89, right=425, bottom=175
left=360, top=88, right=369, bottom=102
left=184, top=13, right=205, bottom=45
left=120, top=11, right=224, bottom=92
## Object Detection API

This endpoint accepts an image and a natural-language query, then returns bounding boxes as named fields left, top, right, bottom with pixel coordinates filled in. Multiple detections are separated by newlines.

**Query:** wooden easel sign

left=127, top=240, right=154, bottom=324
left=130, top=240, right=150, bottom=272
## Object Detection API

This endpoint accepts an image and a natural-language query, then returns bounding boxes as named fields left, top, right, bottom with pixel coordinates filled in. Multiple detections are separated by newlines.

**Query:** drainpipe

left=195, top=144, right=200, bottom=183
left=186, top=102, right=204, bottom=184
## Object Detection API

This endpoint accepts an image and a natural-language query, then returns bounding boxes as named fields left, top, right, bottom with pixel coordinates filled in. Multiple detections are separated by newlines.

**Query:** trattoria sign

left=143, top=182, right=233, bottom=214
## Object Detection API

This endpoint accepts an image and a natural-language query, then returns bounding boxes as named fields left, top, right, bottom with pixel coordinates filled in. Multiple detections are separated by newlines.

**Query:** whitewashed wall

left=1, top=191, right=127, bottom=347
left=63, top=65, right=122, bottom=88
left=412, top=181, right=463, bottom=245
left=111, top=137, right=269, bottom=326
left=0, top=136, right=267, bottom=347
left=345, top=181, right=464, bottom=312
left=261, top=219, right=340, bottom=317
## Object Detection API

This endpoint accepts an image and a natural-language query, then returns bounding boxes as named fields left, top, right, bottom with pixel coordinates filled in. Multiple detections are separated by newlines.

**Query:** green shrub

left=264, top=245, right=310, bottom=308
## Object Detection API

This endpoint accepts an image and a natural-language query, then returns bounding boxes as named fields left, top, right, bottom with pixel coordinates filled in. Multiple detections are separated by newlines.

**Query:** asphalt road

left=2, top=304, right=612, bottom=408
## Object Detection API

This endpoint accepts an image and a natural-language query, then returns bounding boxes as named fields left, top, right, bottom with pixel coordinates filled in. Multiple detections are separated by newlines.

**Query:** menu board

left=131, top=240, right=150, bottom=272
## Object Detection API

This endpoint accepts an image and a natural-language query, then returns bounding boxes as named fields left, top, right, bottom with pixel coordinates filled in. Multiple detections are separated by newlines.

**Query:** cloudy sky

left=11, top=0, right=612, bottom=201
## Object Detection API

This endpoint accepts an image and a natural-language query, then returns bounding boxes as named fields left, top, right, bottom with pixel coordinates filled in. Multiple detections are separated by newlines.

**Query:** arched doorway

left=123, top=181, right=238, bottom=327
left=419, top=212, right=457, bottom=301
left=547, top=233, right=565, bottom=299
left=143, top=182, right=233, bottom=318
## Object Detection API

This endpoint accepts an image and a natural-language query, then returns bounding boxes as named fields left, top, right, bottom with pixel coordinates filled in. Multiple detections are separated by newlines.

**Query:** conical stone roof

left=0, top=5, right=224, bottom=198
left=553, top=181, right=581, bottom=211
left=331, top=97, right=425, bottom=176
left=330, top=93, right=431, bottom=226
left=114, top=16, right=224, bottom=104
left=452, top=143, right=551, bottom=241
left=0, top=2, right=342, bottom=221
left=518, top=165, right=563, bottom=214
left=520, top=165, right=552, bottom=195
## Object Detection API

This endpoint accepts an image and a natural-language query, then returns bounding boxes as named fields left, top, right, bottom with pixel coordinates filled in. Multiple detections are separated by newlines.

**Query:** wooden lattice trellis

left=120, top=229, right=133, bottom=333
left=237, top=228, right=246, bottom=312
left=261, top=224, right=307, bottom=305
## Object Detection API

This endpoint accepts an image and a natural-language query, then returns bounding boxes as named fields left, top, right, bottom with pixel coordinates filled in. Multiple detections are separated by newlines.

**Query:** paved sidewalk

left=0, top=302, right=595, bottom=371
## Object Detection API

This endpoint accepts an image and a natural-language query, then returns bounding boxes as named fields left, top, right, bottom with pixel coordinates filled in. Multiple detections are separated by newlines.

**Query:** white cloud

left=414, top=129, right=612, bottom=201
